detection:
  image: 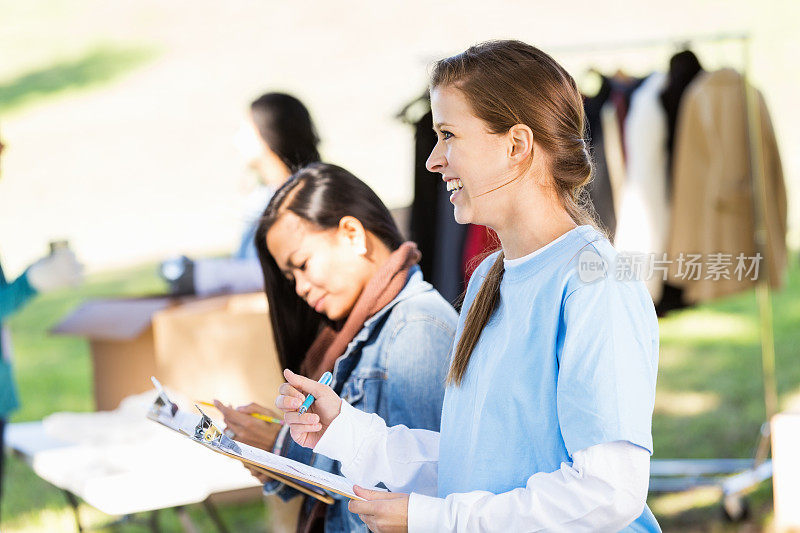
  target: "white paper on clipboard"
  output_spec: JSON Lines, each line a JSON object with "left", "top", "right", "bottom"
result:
{"left": 146, "top": 383, "right": 385, "bottom": 500}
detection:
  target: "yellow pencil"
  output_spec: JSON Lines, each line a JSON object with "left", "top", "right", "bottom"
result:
{"left": 197, "top": 400, "right": 284, "bottom": 425}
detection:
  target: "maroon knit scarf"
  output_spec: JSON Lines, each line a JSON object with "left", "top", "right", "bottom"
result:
{"left": 299, "top": 241, "right": 421, "bottom": 380}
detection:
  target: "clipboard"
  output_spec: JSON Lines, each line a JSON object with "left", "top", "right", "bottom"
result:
{"left": 245, "top": 463, "right": 335, "bottom": 504}
{"left": 147, "top": 378, "right": 379, "bottom": 503}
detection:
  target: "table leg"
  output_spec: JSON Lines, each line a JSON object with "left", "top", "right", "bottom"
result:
{"left": 202, "top": 499, "right": 230, "bottom": 533}
{"left": 149, "top": 509, "right": 160, "bottom": 533}
{"left": 62, "top": 490, "right": 84, "bottom": 532}
{"left": 174, "top": 506, "right": 200, "bottom": 533}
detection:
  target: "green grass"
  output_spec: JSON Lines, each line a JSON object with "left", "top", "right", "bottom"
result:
{"left": 2, "top": 255, "right": 798, "bottom": 531}
{"left": 0, "top": 44, "right": 159, "bottom": 116}
{"left": 656, "top": 270, "right": 800, "bottom": 431}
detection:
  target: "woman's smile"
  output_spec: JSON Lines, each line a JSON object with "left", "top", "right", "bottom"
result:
{"left": 444, "top": 177, "right": 464, "bottom": 202}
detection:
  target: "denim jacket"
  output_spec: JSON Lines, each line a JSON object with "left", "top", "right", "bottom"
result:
{"left": 264, "top": 266, "right": 457, "bottom": 533}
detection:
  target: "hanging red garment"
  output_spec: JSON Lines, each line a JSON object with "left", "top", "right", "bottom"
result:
{"left": 462, "top": 225, "right": 498, "bottom": 286}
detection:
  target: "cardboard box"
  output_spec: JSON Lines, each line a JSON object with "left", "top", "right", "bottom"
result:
{"left": 152, "top": 292, "right": 284, "bottom": 409}
{"left": 52, "top": 293, "right": 283, "bottom": 412}
{"left": 51, "top": 298, "right": 173, "bottom": 410}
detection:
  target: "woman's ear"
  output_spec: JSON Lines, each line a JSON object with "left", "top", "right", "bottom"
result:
{"left": 337, "top": 216, "right": 368, "bottom": 256}
{"left": 507, "top": 124, "right": 534, "bottom": 163}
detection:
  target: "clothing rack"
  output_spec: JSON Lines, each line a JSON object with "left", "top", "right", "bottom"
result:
{"left": 553, "top": 32, "right": 779, "bottom": 520}
{"left": 547, "top": 32, "right": 749, "bottom": 55}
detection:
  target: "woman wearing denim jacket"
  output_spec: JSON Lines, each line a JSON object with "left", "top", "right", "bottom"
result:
{"left": 215, "top": 162, "right": 457, "bottom": 533}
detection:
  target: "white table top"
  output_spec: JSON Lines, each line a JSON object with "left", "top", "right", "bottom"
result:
{"left": 4, "top": 393, "right": 261, "bottom": 516}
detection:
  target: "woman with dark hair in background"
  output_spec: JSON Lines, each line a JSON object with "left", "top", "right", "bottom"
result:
{"left": 248, "top": 93, "right": 321, "bottom": 176}
{"left": 165, "top": 92, "right": 321, "bottom": 296}
{"left": 215, "top": 162, "right": 456, "bottom": 532}
{"left": 234, "top": 92, "right": 321, "bottom": 260}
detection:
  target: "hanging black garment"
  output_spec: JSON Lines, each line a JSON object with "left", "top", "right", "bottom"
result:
{"left": 656, "top": 50, "right": 703, "bottom": 316}
{"left": 583, "top": 76, "right": 617, "bottom": 237}
{"left": 409, "top": 108, "right": 440, "bottom": 281}
{"left": 660, "top": 50, "right": 703, "bottom": 190}
{"left": 407, "top": 106, "right": 468, "bottom": 305}
{"left": 431, "top": 178, "right": 468, "bottom": 304}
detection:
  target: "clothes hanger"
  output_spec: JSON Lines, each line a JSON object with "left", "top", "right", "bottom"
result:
{"left": 578, "top": 67, "right": 605, "bottom": 98}
{"left": 395, "top": 92, "right": 430, "bottom": 124}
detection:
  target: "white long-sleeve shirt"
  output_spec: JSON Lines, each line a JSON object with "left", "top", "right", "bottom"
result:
{"left": 315, "top": 400, "right": 651, "bottom": 532}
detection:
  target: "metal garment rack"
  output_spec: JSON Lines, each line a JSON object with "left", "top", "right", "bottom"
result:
{"left": 551, "top": 32, "right": 778, "bottom": 520}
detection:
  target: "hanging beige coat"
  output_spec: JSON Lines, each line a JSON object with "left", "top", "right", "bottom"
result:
{"left": 667, "top": 68, "right": 787, "bottom": 303}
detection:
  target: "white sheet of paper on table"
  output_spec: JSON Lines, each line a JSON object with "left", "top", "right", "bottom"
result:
{"left": 149, "top": 405, "right": 383, "bottom": 500}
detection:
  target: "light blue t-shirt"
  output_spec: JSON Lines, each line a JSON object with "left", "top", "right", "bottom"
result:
{"left": 438, "top": 225, "right": 660, "bottom": 531}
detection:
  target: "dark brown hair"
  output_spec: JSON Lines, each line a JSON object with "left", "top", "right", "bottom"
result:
{"left": 254, "top": 163, "right": 404, "bottom": 372}
{"left": 433, "top": 40, "right": 598, "bottom": 385}
{"left": 250, "top": 92, "right": 321, "bottom": 171}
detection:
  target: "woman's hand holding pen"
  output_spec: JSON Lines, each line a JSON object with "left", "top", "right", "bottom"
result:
{"left": 278, "top": 371, "right": 410, "bottom": 531}
{"left": 349, "top": 486, "right": 409, "bottom": 533}
{"left": 214, "top": 400, "right": 281, "bottom": 451}
{"left": 275, "top": 369, "right": 342, "bottom": 449}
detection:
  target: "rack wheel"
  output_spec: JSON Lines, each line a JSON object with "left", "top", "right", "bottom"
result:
{"left": 722, "top": 494, "right": 750, "bottom": 522}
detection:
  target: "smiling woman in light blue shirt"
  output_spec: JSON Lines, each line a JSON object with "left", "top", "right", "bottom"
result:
{"left": 435, "top": 225, "right": 659, "bottom": 530}
{"left": 275, "top": 40, "right": 660, "bottom": 533}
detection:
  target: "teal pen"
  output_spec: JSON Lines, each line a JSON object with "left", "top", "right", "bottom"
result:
{"left": 298, "top": 371, "right": 333, "bottom": 415}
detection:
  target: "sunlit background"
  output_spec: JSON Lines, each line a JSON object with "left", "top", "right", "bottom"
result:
{"left": 1, "top": 1, "right": 799, "bottom": 531}
{"left": 1, "top": 0, "right": 797, "bottom": 274}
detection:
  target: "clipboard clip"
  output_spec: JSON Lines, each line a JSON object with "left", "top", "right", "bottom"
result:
{"left": 194, "top": 405, "right": 242, "bottom": 455}
{"left": 150, "top": 376, "right": 178, "bottom": 417}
